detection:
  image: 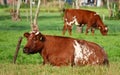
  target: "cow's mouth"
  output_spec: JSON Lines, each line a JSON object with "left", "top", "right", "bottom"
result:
{"left": 23, "top": 48, "right": 37, "bottom": 54}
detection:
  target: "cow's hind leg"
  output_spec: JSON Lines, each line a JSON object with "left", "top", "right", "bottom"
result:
{"left": 91, "top": 28, "right": 95, "bottom": 36}
{"left": 67, "top": 25, "right": 72, "bottom": 36}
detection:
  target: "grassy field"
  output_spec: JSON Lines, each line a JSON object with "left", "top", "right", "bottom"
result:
{"left": 0, "top": 8, "right": 120, "bottom": 75}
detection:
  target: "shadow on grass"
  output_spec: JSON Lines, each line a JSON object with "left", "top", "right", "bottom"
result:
{"left": 0, "top": 13, "right": 63, "bottom": 32}
{"left": 0, "top": 14, "right": 61, "bottom": 21}
{"left": 0, "top": 15, "right": 11, "bottom": 21}
{"left": 108, "top": 33, "right": 120, "bottom": 36}
{"left": 0, "top": 25, "right": 29, "bottom": 31}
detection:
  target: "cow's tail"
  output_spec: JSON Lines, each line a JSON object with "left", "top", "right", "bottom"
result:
{"left": 103, "top": 57, "right": 109, "bottom": 67}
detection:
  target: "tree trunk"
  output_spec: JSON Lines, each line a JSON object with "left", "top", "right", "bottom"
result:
{"left": 0, "top": 0, "right": 5, "bottom": 5}
{"left": 11, "top": 0, "right": 21, "bottom": 21}
{"left": 119, "top": 0, "right": 120, "bottom": 11}
{"left": 30, "top": 0, "right": 41, "bottom": 31}
{"left": 42, "top": 0, "right": 47, "bottom": 6}
{"left": 59, "top": 0, "right": 63, "bottom": 8}
{"left": 16, "top": 0, "right": 21, "bottom": 21}
{"left": 94, "top": 0, "right": 97, "bottom": 6}
{"left": 75, "top": 0, "right": 83, "bottom": 33}
{"left": 107, "top": 0, "right": 113, "bottom": 18}
{"left": 75, "top": 0, "right": 79, "bottom": 9}
{"left": 30, "top": 0, "right": 33, "bottom": 30}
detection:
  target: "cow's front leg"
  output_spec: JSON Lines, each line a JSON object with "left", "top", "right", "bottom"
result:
{"left": 42, "top": 57, "right": 49, "bottom": 65}
{"left": 40, "top": 53, "right": 49, "bottom": 65}
{"left": 85, "top": 25, "right": 91, "bottom": 35}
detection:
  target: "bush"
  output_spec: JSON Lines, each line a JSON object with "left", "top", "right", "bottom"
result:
{"left": 110, "top": 3, "right": 120, "bottom": 20}
{"left": 116, "top": 10, "right": 120, "bottom": 19}
{"left": 114, "top": 4, "right": 120, "bottom": 19}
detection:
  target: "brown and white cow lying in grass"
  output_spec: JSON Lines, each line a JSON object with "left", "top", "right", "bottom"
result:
{"left": 23, "top": 31, "right": 109, "bottom": 66}
{"left": 62, "top": 9, "right": 108, "bottom": 36}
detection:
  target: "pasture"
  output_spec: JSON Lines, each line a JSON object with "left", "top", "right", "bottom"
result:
{"left": 0, "top": 8, "right": 120, "bottom": 75}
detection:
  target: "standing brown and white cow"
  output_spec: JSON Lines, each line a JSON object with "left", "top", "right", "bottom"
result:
{"left": 23, "top": 31, "right": 109, "bottom": 66}
{"left": 62, "top": 9, "right": 108, "bottom": 36}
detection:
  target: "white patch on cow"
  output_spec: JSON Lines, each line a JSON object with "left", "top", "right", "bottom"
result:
{"left": 105, "top": 27, "right": 108, "bottom": 30}
{"left": 73, "top": 40, "right": 83, "bottom": 65}
{"left": 92, "top": 58, "right": 99, "bottom": 65}
{"left": 73, "top": 16, "right": 79, "bottom": 25}
{"left": 65, "top": 16, "right": 79, "bottom": 26}
{"left": 35, "top": 32, "right": 39, "bottom": 35}
{"left": 66, "top": 19, "right": 74, "bottom": 26}
{"left": 73, "top": 40, "right": 93, "bottom": 65}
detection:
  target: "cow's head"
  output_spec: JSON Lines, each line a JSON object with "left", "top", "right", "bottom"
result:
{"left": 23, "top": 31, "right": 45, "bottom": 54}
{"left": 99, "top": 25, "right": 108, "bottom": 36}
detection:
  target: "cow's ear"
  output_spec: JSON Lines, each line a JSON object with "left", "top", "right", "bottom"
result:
{"left": 39, "top": 35, "right": 45, "bottom": 42}
{"left": 36, "top": 33, "right": 45, "bottom": 42}
{"left": 24, "top": 32, "right": 30, "bottom": 38}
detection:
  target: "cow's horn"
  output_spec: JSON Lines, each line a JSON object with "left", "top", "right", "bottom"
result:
{"left": 35, "top": 31, "right": 40, "bottom": 35}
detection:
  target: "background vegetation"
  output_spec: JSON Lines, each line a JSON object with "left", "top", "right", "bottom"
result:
{"left": 0, "top": 6, "right": 120, "bottom": 75}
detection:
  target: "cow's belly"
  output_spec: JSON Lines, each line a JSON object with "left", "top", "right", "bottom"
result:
{"left": 48, "top": 54, "right": 74, "bottom": 66}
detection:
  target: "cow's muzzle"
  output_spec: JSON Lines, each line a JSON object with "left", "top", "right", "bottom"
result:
{"left": 23, "top": 47, "right": 36, "bottom": 54}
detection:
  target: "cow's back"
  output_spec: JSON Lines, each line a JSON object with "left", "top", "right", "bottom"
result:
{"left": 41, "top": 35, "right": 109, "bottom": 66}
{"left": 64, "top": 9, "right": 96, "bottom": 24}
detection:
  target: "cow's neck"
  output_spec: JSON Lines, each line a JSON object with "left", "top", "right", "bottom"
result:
{"left": 97, "top": 19, "right": 105, "bottom": 29}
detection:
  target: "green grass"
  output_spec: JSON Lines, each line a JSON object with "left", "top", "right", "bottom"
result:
{"left": 0, "top": 62, "right": 120, "bottom": 75}
{"left": 0, "top": 8, "right": 120, "bottom": 75}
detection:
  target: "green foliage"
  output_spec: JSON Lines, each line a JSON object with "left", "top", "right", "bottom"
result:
{"left": 64, "top": 3, "right": 73, "bottom": 9}
{"left": 108, "top": 3, "right": 120, "bottom": 20}
{"left": 114, "top": 4, "right": 120, "bottom": 19}
{"left": 20, "top": 3, "right": 30, "bottom": 8}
